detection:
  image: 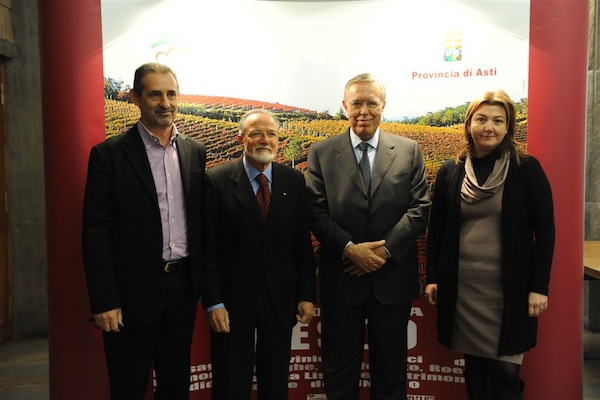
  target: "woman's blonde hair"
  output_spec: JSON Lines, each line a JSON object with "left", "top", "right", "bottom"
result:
{"left": 456, "top": 89, "right": 526, "bottom": 163}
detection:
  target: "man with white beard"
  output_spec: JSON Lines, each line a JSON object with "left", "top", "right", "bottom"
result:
{"left": 201, "top": 109, "right": 317, "bottom": 400}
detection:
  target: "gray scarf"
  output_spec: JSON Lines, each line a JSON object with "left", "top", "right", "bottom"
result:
{"left": 460, "top": 151, "right": 510, "bottom": 203}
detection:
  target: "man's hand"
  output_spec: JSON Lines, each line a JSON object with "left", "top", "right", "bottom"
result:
{"left": 296, "top": 301, "right": 316, "bottom": 324}
{"left": 344, "top": 240, "right": 388, "bottom": 276}
{"left": 94, "top": 308, "right": 123, "bottom": 332}
{"left": 425, "top": 284, "right": 438, "bottom": 306}
{"left": 208, "top": 307, "right": 231, "bottom": 333}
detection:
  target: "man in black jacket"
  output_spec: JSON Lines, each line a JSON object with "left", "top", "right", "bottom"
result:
{"left": 82, "top": 62, "right": 206, "bottom": 399}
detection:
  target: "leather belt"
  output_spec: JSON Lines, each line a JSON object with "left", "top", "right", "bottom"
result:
{"left": 162, "top": 258, "right": 189, "bottom": 273}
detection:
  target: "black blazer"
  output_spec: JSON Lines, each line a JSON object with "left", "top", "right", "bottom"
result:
{"left": 202, "top": 159, "right": 316, "bottom": 329}
{"left": 82, "top": 124, "right": 206, "bottom": 317}
{"left": 426, "top": 154, "right": 555, "bottom": 355}
{"left": 306, "top": 130, "right": 431, "bottom": 306}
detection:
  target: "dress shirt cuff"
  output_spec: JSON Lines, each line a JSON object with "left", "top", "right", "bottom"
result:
{"left": 383, "top": 245, "right": 392, "bottom": 259}
{"left": 207, "top": 303, "right": 224, "bottom": 312}
{"left": 342, "top": 241, "right": 354, "bottom": 261}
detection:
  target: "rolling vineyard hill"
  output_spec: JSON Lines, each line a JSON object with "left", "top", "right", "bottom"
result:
{"left": 104, "top": 97, "right": 503, "bottom": 179}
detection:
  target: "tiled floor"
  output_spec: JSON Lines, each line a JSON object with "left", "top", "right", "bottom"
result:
{"left": 0, "top": 332, "right": 598, "bottom": 399}
{"left": 584, "top": 330, "right": 600, "bottom": 400}
{"left": 0, "top": 337, "right": 48, "bottom": 400}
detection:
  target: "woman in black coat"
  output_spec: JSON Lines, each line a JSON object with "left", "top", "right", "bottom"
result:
{"left": 425, "top": 90, "right": 555, "bottom": 400}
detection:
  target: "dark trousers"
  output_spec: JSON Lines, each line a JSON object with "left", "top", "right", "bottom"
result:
{"left": 464, "top": 355, "right": 523, "bottom": 400}
{"left": 321, "top": 294, "right": 412, "bottom": 400}
{"left": 103, "top": 269, "right": 196, "bottom": 400}
{"left": 210, "top": 288, "right": 292, "bottom": 400}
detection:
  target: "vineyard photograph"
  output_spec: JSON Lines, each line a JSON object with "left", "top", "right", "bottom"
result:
{"left": 104, "top": 87, "right": 525, "bottom": 288}
{"left": 104, "top": 80, "right": 528, "bottom": 183}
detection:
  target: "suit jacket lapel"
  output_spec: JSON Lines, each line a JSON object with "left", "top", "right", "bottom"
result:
{"left": 122, "top": 126, "right": 158, "bottom": 203}
{"left": 371, "top": 131, "right": 396, "bottom": 196}
{"left": 268, "top": 163, "right": 290, "bottom": 223}
{"left": 231, "top": 159, "right": 264, "bottom": 225}
{"left": 335, "top": 131, "right": 367, "bottom": 196}
{"left": 176, "top": 134, "right": 192, "bottom": 198}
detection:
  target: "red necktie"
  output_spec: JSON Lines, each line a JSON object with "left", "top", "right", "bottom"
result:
{"left": 256, "top": 173, "right": 271, "bottom": 219}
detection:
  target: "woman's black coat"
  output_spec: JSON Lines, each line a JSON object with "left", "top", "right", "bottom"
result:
{"left": 426, "top": 154, "right": 555, "bottom": 356}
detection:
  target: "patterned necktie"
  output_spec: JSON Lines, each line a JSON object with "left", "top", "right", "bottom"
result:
{"left": 256, "top": 173, "right": 271, "bottom": 219}
{"left": 358, "top": 142, "right": 371, "bottom": 194}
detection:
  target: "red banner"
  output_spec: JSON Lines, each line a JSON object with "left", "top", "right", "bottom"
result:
{"left": 183, "top": 298, "right": 466, "bottom": 399}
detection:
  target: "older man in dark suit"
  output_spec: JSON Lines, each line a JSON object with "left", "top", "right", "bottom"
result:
{"left": 82, "top": 62, "right": 206, "bottom": 399}
{"left": 202, "top": 109, "right": 316, "bottom": 400}
{"left": 306, "top": 73, "right": 430, "bottom": 400}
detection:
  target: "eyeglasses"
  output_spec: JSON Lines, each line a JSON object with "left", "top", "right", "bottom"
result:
{"left": 246, "top": 131, "right": 278, "bottom": 140}
{"left": 347, "top": 100, "right": 382, "bottom": 110}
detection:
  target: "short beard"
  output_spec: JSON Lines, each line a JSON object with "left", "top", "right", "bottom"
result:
{"left": 247, "top": 149, "right": 275, "bottom": 165}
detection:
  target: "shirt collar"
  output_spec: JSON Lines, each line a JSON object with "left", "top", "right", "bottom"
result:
{"left": 137, "top": 121, "right": 179, "bottom": 147}
{"left": 349, "top": 128, "right": 380, "bottom": 149}
{"left": 242, "top": 156, "right": 273, "bottom": 183}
